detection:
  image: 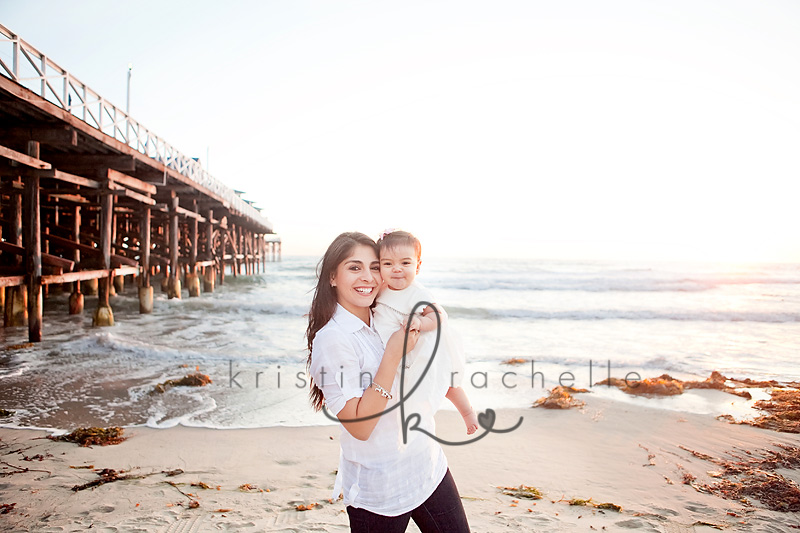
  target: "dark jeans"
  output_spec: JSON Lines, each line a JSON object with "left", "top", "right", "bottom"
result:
{"left": 346, "top": 469, "right": 470, "bottom": 533}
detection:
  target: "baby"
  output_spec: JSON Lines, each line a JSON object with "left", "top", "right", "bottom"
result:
{"left": 372, "top": 230, "right": 479, "bottom": 434}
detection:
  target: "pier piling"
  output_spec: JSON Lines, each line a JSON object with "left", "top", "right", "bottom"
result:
{"left": 24, "top": 141, "right": 43, "bottom": 341}
{"left": 92, "top": 188, "right": 115, "bottom": 327}
{"left": 0, "top": 23, "right": 280, "bottom": 341}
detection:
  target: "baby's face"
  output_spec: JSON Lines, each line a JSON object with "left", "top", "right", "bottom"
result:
{"left": 379, "top": 245, "right": 420, "bottom": 291}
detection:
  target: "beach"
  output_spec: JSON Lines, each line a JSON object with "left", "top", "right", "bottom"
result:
{"left": 2, "top": 394, "right": 799, "bottom": 532}
{"left": 1, "top": 257, "right": 798, "bottom": 531}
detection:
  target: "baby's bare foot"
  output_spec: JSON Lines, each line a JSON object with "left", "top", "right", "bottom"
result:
{"left": 464, "top": 410, "right": 479, "bottom": 435}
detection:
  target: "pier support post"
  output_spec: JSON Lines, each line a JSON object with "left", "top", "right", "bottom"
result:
{"left": 139, "top": 203, "right": 153, "bottom": 313}
{"left": 114, "top": 274, "right": 124, "bottom": 294}
{"left": 0, "top": 252, "right": 3, "bottom": 313}
{"left": 258, "top": 235, "right": 264, "bottom": 273}
{"left": 82, "top": 278, "right": 98, "bottom": 296}
{"left": 203, "top": 208, "right": 215, "bottom": 293}
{"left": 230, "top": 224, "right": 238, "bottom": 278}
{"left": 93, "top": 186, "right": 114, "bottom": 327}
{"left": 248, "top": 231, "right": 253, "bottom": 276}
{"left": 203, "top": 265, "right": 215, "bottom": 293}
{"left": 249, "top": 231, "right": 255, "bottom": 275}
{"left": 0, "top": 211, "right": 3, "bottom": 312}
{"left": 68, "top": 205, "right": 83, "bottom": 314}
{"left": 24, "top": 141, "right": 43, "bottom": 342}
{"left": 139, "top": 285, "right": 154, "bottom": 313}
{"left": 185, "top": 274, "right": 200, "bottom": 297}
{"left": 4, "top": 177, "right": 26, "bottom": 327}
{"left": 0, "top": 211, "right": 3, "bottom": 311}
{"left": 219, "top": 230, "right": 227, "bottom": 286}
{"left": 167, "top": 192, "right": 181, "bottom": 299}
{"left": 108, "top": 206, "right": 117, "bottom": 297}
{"left": 186, "top": 198, "right": 200, "bottom": 297}
{"left": 5, "top": 287, "right": 26, "bottom": 327}
{"left": 69, "top": 289, "right": 84, "bottom": 315}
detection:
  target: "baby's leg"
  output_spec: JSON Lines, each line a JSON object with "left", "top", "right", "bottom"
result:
{"left": 446, "top": 386, "right": 479, "bottom": 435}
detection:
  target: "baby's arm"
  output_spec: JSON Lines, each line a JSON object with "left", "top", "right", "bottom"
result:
{"left": 446, "top": 386, "right": 479, "bottom": 435}
{"left": 417, "top": 303, "right": 447, "bottom": 332}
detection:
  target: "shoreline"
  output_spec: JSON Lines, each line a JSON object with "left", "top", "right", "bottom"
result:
{"left": 2, "top": 398, "right": 799, "bottom": 531}
{"left": 0, "top": 359, "right": 785, "bottom": 434}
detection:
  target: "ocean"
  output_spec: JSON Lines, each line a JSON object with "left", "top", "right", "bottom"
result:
{"left": 0, "top": 257, "right": 798, "bottom": 432}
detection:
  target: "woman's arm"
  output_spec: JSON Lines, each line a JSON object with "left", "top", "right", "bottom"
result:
{"left": 337, "top": 326, "right": 419, "bottom": 441}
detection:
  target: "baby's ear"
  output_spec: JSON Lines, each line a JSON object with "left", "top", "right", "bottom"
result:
{"left": 416, "top": 259, "right": 422, "bottom": 274}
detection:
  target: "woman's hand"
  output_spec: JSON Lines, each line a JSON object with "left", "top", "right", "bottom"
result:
{"left": 384, "top": 319, "right": 420, "bottom": 365}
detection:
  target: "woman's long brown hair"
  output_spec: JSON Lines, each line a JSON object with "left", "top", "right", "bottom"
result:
{"left": 306, "top": 232, "right": 379, "bottom": 411}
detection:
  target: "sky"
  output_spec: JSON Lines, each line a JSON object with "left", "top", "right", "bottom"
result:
{"left": 2, "top": 0, "right": 799, "bottom": 262}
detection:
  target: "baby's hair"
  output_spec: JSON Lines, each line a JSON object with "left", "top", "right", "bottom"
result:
{"left": 377, "top": 230, "right": 422, "bottom": 260}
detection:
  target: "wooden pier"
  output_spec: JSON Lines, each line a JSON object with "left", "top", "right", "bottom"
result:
{"left": 0, "top": 24, "right": 281, "bottom": 342}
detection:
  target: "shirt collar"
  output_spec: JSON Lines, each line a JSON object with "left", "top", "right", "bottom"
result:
{"left": 332, "top": 303, "right": 373, "bottom": 333}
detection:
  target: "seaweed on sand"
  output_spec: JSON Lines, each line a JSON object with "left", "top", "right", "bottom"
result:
{"left": 678, "top": 443, "right": 800, "bottom": 512}
{"left": 683, "top": 371, "right": 751, "bottom": 399}
{"left": 152, "top": 373, "right": 212, "bottom": 394}
{"left": 296, "top": 503, "right": 319, "bottom": 511}
{"left": 745, "top": 389, "right": 800, "bottom": 434}
{"left": 596, "top": 374, "right": 684, "bottom": 396}
{"left": 48, "top": 427, "right": 125, "bottom": 447}
{"left": 564, "top": 497, "right": 622, "bottom": 512}
{"left": 597, "top": 371, "right": 756, "bottom": 398}
{"left": 72, "top": 468, "right": 142, "bottom": 491}
{"left": 499, "top": 485, "right": 543, "bottom": 499}
{"left": 533, "top": 386, "right": 588, "bottom": 409}
{"left": 239, "top": 483, "right": 269, "bottom": 492}
{"left": 72, "top": 467, "right": 187, "bottom": 492}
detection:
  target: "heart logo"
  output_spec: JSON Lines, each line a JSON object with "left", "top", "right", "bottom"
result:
{"left": 477, "top": 408, "right": 496, "bottom": 430}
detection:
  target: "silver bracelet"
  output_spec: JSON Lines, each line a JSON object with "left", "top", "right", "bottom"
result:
{"left": 371, "top": 381, "right": 392, "bottom": 400}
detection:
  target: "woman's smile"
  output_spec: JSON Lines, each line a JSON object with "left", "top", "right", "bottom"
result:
{"left": 331, "top": 244, "right": 382, "bottom": 322}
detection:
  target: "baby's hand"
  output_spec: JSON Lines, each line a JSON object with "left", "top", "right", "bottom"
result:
{"left": 422, "top": 303, "right": 447, "bottom": 320}
{"left": 463, "top": 409, "right": 479, "bottom": 435}
{"left": 408, "top": 316, "right": 421, "bottom": 333}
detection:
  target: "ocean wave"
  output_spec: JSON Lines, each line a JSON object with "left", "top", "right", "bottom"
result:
{"left": 0, "top": 362, "right": 30, "bottom": 380}
{"left": 178, "top": 296, "right": 308, "bottom": 318}
{"left": 447, "top": 306, "right": 800, "bottom": 323}
{"left": 209, "top": 300, "right": 308, "bottom": 317}
{"left": 425, "top": 274, "right": 800, "bottom": 293}
{"left": 56, "top": 331, "right": 205, "bottom": 362}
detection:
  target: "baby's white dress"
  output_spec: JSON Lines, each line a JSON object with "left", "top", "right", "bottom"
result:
{"left": 373, "top": 281, "right": 465, "bottom": 414}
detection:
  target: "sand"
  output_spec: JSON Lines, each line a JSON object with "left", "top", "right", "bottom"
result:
{"left": 2, "top": 394, "right": 800, "bottom": 532}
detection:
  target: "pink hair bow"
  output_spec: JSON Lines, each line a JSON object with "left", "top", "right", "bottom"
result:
{"left": 378, "top": 228, "right": 396, "bottom": 241}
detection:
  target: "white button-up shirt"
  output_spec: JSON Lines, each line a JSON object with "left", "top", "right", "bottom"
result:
{"left": 309, "top": 304, "right": 448, "bottom": 516}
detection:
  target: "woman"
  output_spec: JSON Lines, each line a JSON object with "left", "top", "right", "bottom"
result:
{"left": 306, "top": 232, "right": 470, "bottom": 532}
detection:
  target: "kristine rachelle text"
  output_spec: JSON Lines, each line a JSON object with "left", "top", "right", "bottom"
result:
{"left": 228, "top": 359, "right": 641, "bottom": 391}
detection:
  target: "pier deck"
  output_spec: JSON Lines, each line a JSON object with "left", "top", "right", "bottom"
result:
{"left": 0, "top": 24, "right": 280, "bottom": 341}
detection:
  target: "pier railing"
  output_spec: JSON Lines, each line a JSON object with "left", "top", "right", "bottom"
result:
{"left": 0, "top": 24, "right": 272, "bottom": 231}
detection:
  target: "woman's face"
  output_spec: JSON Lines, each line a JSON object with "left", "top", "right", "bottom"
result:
{"left": 331, "top": 244, "right": 381, "bottom": 318}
